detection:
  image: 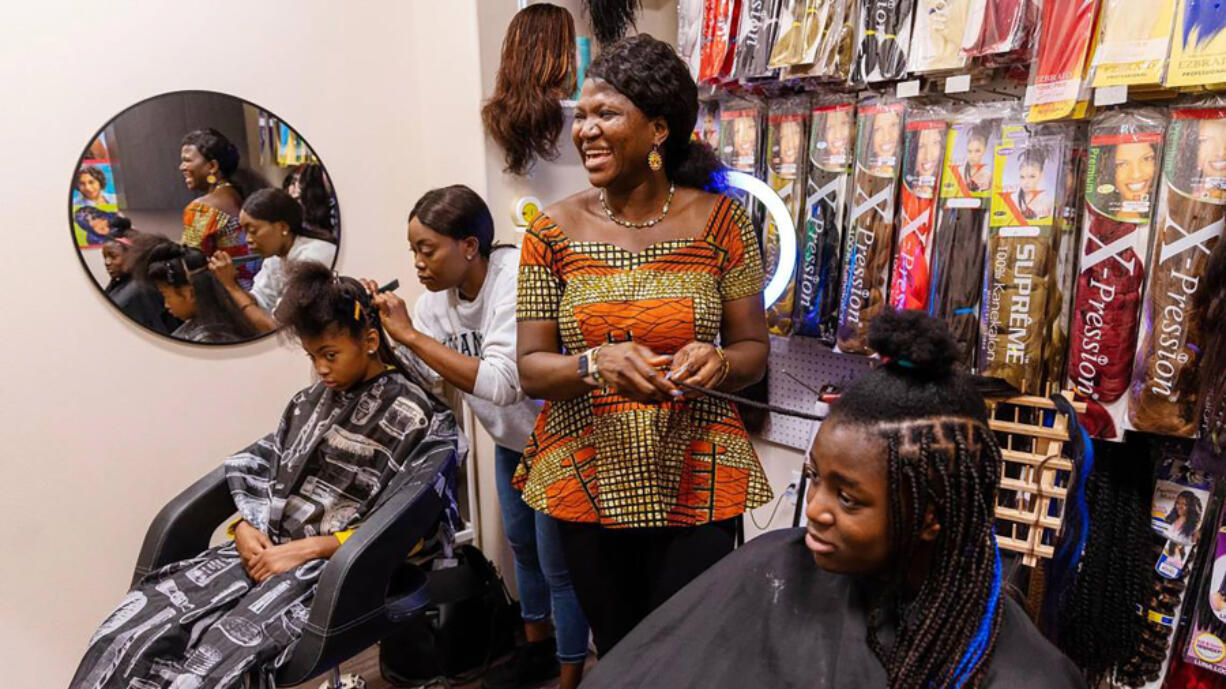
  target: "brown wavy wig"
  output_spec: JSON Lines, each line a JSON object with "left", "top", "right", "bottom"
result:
{"left": 482, "top": 4, "right": 577, "bottom": 176}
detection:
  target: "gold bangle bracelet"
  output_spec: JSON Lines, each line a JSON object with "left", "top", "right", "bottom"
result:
{"left": 714, "top": 346, "right": 731, "bottom": 387}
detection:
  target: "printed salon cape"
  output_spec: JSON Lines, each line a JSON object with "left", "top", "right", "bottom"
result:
{"left": 581, "top": 529, "right": 1087, "bottom": 689}
{"left": 70, "top": 371, "right": 463, "bottom": 689}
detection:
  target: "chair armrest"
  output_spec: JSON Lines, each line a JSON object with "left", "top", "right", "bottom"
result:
{"left": 131, "top": 466, "right": 233, "bottom": 587}
{"left": 276, "top": 451, "right": 456, "bottom": 684}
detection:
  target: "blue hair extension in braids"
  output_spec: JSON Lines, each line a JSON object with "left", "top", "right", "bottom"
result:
{"left": 1039, "top": 396, "right": 1094, "bottom": 638}
{"left": 950, "top": 532, "right": 1003, "bottom": 689}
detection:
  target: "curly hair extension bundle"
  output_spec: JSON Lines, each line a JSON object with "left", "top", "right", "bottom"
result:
{"left": 1054, "top": 435, "right": 1155, "bottom": 684}
{"left": 1128, "top": 104, "right": 1226, "bottom": 437}
{"left": 836, "top": 95, "right": 905, "bottom": 354}
{"left": 481, "top": 4, "right": 577, "bottom": 176}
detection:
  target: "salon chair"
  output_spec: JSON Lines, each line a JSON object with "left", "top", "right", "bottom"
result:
{"left": 131, "top": 451, "right": 458, "bottom": 687}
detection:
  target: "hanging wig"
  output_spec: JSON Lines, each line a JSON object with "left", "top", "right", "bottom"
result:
{"left": 583, "top": 0, "right": 642, "bottom": 45}
{"left": 482, "top": 3, "right": 577, "bottom": 176}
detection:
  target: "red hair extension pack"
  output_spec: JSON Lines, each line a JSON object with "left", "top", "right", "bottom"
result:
{"left": 889, "top": 103, "right": 952, "bottom": 313}
{"left": 1066, "top": 108, "right": 1166, "bottom": 439}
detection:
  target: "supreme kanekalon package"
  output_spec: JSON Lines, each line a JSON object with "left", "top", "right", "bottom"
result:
{"left": 889, "top": 103, "right": 950, "bottom": 312}
{"left": 836, "top": 94, "right": 905, "bottom": 354}
{"left": 1067, "top": 109, "right": 1166, "bottom": 440}
{"left": 906, "top": 0, "right": 972, "bottom": 74}
{"left": 1129, "top": 103, "right": 1226, "bottom": 438}
{"left": 852, "top": 0, "right": 917, "bottom": 83}
{"left": 978, "top": 120, "right": 1068, "bottom": 395}
{"left": 1025, "top": 0, "right": 1097, "bottom": 123}
{"left": 961, "top": 0, "right": 1041, "bottom": 65}
{"left": 928, "top": 103, "right": 1012, "bottom": 370}
{"left": 1166, "top": 0, "right": 1226, "bottom": 88}
{"left": 795, "top": 97, "right": 856, "bottom": 343}
{"left": 1091, "top": 0, "right": 1177, "bottom": 88}
{"left": 764, "top": 97, "right": 812, "bottom": 336}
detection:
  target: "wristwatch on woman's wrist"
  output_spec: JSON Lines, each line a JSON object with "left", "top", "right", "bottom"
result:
{"left": 578, "top": 346, "right": 604, "bottom": 387}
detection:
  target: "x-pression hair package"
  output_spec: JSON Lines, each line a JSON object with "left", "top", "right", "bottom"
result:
{"left": 765, "top": 96, "right": 812, "bottom": 335}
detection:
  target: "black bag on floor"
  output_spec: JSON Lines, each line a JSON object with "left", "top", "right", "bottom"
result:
{"left": 380, "top": 544, "right": 519, "bottom": 685}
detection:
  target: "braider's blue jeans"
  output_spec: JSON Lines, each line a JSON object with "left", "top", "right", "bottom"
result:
{"left": 494, "top": 445, "right": 590, "bottom": 663}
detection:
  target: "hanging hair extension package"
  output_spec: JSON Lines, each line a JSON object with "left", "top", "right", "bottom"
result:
{"left": 786, "top": 0, "right": 857, "bottom": 82}
{"left": 767, "top": 0, "right": 808, "bottom": 68}
{"left": 1128, "top": 103, "right": 1226, "bottom": 438}
{"left": 852, "top": 0, "right": 916, "bottom": 83}
{"left": 764, "top": 96, "right": 812, "bottom": 336}
{"left": 888, "top": 102, "right": 951, "bottom": 313}
{"left": 906, "top": 0, "right": 972, "bottom": 74}
{"left": 1091, "top": 0, "right": 1177, "bottom": 88}
{"left": 695, "top": 99, "right": 723, "bottom": 152}
{"left": 1024, "top": 0, "right": 1098, "bottom": 124}
{"left": 835, "top": 94, "right": 905, "bottom": 354}
{"left": 1165, "top": 0, "right": 1226, "bottom": 88}
{"left": 1067, "top": 109, "right": 1167, "bottom": 441}
{"left": 1043, "top": 130, "right": 1084, "bottom": 397}
{"left": 718, "top": 96, "right": 767, "bottom": 233}
{"left": 678, "top": 0, "right": 706, "bottom": 80}
{"left": 734, "top": 0, "right": 784, "bottom": 81}
{"left": 699, "top": 0, "right": 742, "bottom": 84}
{"left": 978, "top": 120, "right": 1068, "bottom": 395}
{"left": 928, "top": 103, "right": 1012, "bottom": 371}
{"left": 961, "top": 0, "right": 1041, "bottom": 65}
{"left": 1183, "top": 489, "right": 1226, "bottom": 676}
{"left": 794, "top": 96, "right": 856, "bottom": 343}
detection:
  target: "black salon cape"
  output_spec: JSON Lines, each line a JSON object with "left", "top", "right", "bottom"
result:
{"left": 582, "top": 529, "right": 1086, "bottom": 689}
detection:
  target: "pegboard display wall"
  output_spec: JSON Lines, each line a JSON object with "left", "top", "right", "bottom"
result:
{"left": 762, "top": 335, "right": 871, "bottom": 449}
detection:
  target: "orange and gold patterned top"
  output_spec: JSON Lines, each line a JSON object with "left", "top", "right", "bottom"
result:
{"left": 182, "top": 200, "right": 258, "bottom": 287}
{"left": 514, "top": 195, "right": 772, "bottom": 528}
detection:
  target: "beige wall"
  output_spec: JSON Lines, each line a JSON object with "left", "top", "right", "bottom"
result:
{"left": 0, "top": 1, "right": 486, "bottom": 685}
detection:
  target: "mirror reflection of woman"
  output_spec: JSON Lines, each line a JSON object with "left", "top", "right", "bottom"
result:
{"left": 367, "top": 185, "right": 590, "bottom": 689}
{"left": 137, "top": 238, "right": 258, "bottom": 344}
{"left": 209, "top": 188, "right": 338, "bottom": 334}
{"left": 178, "top": 128, "right": 261, "bottom": 289}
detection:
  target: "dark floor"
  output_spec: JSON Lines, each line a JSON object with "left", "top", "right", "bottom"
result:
{"left": 286, "top": 646, "right": 595, "bottom": 689}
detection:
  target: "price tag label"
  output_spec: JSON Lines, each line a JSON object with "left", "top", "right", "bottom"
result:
{"left": 897, "top": 80, "right": 921, "bottom": 98}
{"left": 1094, "top": 85, "right": 1128, "bottom": 106}
{"left": 945, "top": 74, "right": 972, "bottom": 94}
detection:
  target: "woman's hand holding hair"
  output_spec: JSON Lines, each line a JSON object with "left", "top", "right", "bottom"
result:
{"left": 361, "top": 278, "right": 417, "bottom": 346}
{"left": 207, "top": 251, "right": 239, "bottom": 289}
{"left": 668, "top": 342, "right": 728, "bottom": 397}
{"left": 596, "top": 341, "right": 680, "bottom": 403}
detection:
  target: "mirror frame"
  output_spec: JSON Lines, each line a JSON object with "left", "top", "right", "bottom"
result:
{"left": 68, "top": 88, "right": 342, "bottom": 346}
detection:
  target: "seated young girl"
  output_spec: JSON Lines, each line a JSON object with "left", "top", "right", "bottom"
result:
{"left": 580, "top": 310, "right": 1086, "bottom": 689}
{"left": 70, "top": 262, "right": 463, "bottom": 689}
{"left": 136, "top": 238, "right": 257, "bottom": 344}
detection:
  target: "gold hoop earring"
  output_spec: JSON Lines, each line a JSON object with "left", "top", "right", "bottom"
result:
{"left": 206, "top": 173, "right": 218, "bottom": 186}
{"left": 648, "top": 144, "right": 664, "bottom": 172}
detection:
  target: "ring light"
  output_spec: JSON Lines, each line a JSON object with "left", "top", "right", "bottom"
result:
{"left": 723, "top": 170, "right": 796, "bottom": 309}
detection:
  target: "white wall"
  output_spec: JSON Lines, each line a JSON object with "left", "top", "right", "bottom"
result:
{"left": 0, "top": 2, "right": 486, "bottom": 685}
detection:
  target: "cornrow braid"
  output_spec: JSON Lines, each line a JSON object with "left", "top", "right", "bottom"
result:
{"left": 864, "top": 419, "right": 1005, "bottom": 689}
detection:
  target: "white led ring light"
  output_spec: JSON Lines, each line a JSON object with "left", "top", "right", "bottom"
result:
{"left": 722, "top": 170, "right": 796, "bottom": 309}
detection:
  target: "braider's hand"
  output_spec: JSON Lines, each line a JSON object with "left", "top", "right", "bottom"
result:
{"left": 669, "top": 342, "right": 726, "bottom": 398}
{"left": 360, "top": 278, "right": 416, "bottom": 346}
{"left": 596, "top": 342, "right": 680, "bottom": 403}
{"left": 208, "top": 251, "right": 239, "bottom": 289}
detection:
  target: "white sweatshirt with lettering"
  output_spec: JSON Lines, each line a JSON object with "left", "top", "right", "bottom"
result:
{"left": 400, "top": 247, "right": 540, "bottom": 451}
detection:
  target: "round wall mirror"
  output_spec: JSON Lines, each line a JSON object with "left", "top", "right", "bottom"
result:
{"left": 70, "top": 90, "right": 340, "bottom": 345}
